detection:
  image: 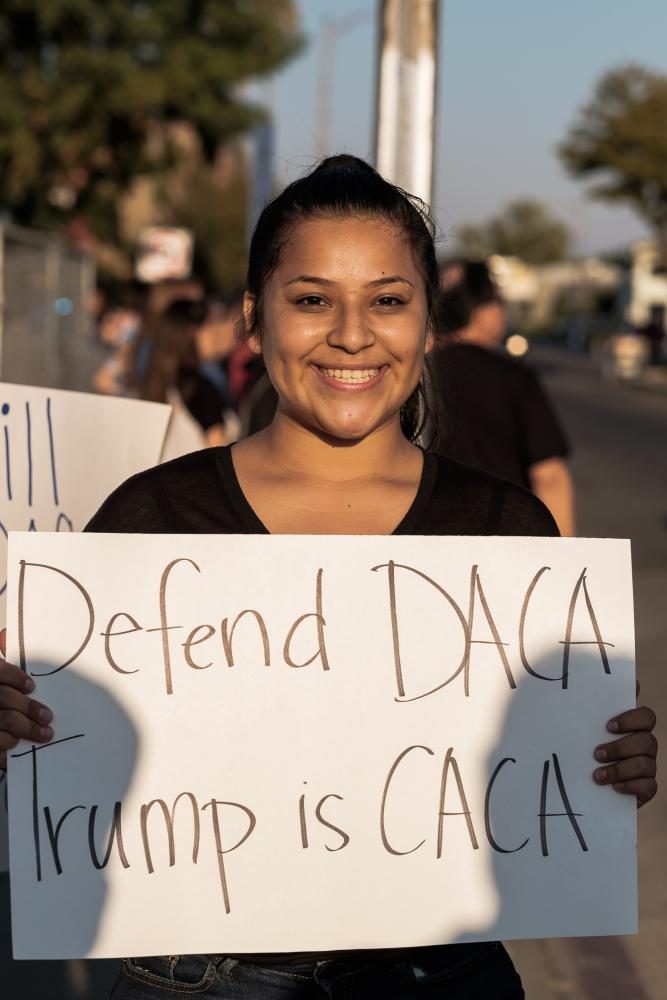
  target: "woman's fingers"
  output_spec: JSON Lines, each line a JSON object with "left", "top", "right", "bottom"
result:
{"left": 0, "top": 701, "right": 54, "bottom": 773}
{"left": 595, "top": 730, "right": 658, "bottom": 765}
{"left": 0, "top": 683, "right": 53, "bottom": 730}
{"left": 0, "top": 655, "right": 55, "bottom": 773}
{"left": 606, "top": 705, "right": 656, "bottom": 735}
{"left": 603, "top": 778, "right": 657, "bottom": 807}
{"left": 0, "top": 705, "right": 53, "bottom": 749}
{"left": 595, "top": 714, "right": 658, "bottom": 808}
{"left": 0, "top": 660, "right": 36, "bottom": 695}
{"left": 594, "top": 751, "right": 656, "bottom": 785}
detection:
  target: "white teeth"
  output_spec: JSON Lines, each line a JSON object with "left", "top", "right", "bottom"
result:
{"left": 320, "top": 367, "right": 380, "bottom": 382}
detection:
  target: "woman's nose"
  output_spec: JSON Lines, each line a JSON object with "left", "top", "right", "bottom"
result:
{"left": 326, "top": 306, "right": 375, "bottom": 353}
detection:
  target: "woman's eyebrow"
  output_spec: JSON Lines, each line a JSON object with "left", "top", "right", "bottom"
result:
{"left": 285, "top": 275, "right": 336, "bottom": 286}
{"left": 367, "top": 275, "right": 414, "bottom": 288}
{"left": 285, "top": 274, "right": 415, "bottom": 288}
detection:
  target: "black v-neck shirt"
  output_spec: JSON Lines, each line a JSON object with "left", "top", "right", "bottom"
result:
{"left": 85, "top": 446, "right": 557, "bottom": 966}
{"left": 87, "top": 445, "right": 558, "bottom": 538}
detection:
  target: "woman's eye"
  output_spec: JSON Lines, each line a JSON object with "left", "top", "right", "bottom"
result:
{"left": 376, "top": 295, "right": 403, "bottom": 307}
{"left": 297, "top": 295, "right": 328, "bottom": 307}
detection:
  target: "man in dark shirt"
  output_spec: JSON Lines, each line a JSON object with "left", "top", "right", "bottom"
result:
{"left": 431, "top": 261, "right": 575, "bottom": 535}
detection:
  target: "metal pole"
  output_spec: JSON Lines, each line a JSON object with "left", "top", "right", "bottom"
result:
{"left": 315, "top": 9, "right": 374, "bottom": 156}
{"left": 375, "top": 0, "right": 440, "bottom": 205}
{"left": 316, "top": 20, "right": 336, "bottom": 154}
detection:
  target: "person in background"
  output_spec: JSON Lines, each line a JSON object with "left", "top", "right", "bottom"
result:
{"left": 92, "top": 305, "right": 142, "bottom": 396}
{"left": 194, "top": 295, "right": 244, "bottom": 443}
{"left": 431, "top": 260, "right": 576, "bottom": 535}
{"left": 129, "top": 299, "right": 233, "bottom": 455}
{"left": 93, "top": 278, "right": 205, "bottom": 399}
{"left": 195, "top": 295, "right": 242, "bottom": 386}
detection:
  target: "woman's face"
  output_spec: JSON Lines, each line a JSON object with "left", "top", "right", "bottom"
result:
{"left": 246, "top": 215, "right": 431, "bottom": 442}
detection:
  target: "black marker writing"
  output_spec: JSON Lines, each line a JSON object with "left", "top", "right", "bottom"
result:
{"left": 380, "top": 744, "right": 434, "bottom": 855}
{"left": 484, "top": 758, "right": 529, "bottom": 854}
{"left": 140, "top": 792, "right": 201, "bottom": 873}
{"left": 539, "top": 753, "right": 588, "bottom": 856}
{"left": 380, "top": 744, "right": 588, "bottom": 860}
{"left": 437, "top": 747, "right": 479, "bottom": 856}
{"left": 89, "top": 802, "right": 130, "bottom": 870}
{"left": 202, "top": 799, "right": 257, "bottom": 915}
{"left": 560, "top": 569, "right": 613, "bottom": 689}
{"left": 10, "top": 733, "right": 86, "bottom": 881}
{"left": 299, "top": 785, "right": 350, "bottom": 852}
{"left": 18, "top": 560, "right": 94, "bottom": 677}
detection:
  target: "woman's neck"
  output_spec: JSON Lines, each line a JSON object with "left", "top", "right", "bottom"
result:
{"left": 247, "top": 411, "right": 419, "bottom": 485}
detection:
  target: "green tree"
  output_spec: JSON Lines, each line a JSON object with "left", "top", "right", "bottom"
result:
{"left": 158, "top": 148, "right": 250, "bottom": 295}
{"left": 0, "top": 1, "right": 301, "bottom": 271}
{"left": 559, "top": 64, "right": 667, "bottom": 261}
{"left": 456, "top": 199, "right": 571, "bottom": 264}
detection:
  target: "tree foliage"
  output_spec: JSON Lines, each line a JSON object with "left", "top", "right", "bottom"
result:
{"left": 456, "top": 199, "right": 571, "bottom": 264}
{"left": 159, "top": 150, "right": 250, "bottom": 296}
{"left": 0, "top": 1, "right": 301, "bottom": 261}
{"left": 559, "top": 64, "right": 667, "bottom": 256}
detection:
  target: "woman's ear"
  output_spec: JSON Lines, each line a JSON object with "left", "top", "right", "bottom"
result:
{"left": 243, "top": 293, "right": 262, "bottom": 355}
{"left": 425, "top": 325, "right": 435, "bottom": 355}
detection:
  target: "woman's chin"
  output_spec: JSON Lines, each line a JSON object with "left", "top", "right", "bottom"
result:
{"left": 280, "top": 402, "right": 397, "bottom": 444}
{"left": 315, "top": 413, "right": 391, "bottom": 444}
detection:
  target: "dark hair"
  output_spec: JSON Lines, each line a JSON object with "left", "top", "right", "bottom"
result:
{"left": 437, "top": 259, "right": 501, "bottom": 337}
{"left": 245, "top": 154, "right": 440, "bottom": 442}
{"left": 132, "top": 298, "right": 206, "bottom": 404}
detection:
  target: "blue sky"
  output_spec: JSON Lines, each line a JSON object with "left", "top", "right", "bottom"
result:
{"left": 266, "top": 0, "right": 667, "bottom": 255}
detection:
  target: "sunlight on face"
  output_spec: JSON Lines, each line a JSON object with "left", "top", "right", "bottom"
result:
{"left": 250, "top": 215, "right": 431, "bottom": 442}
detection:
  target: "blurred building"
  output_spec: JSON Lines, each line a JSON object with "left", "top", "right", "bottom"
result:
{"left": 624, "top": 240, "right": 667, "bottom": 334}
{"left": 489, "top": 254, "right": 621, "bottom": 330}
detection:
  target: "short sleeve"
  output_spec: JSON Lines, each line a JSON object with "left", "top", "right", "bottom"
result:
{"left": 85, "top": 471, "right": 168, "bottom": 533}
{"left": 517, "top": 368, "right": 570, "bottom": 468}
{"left": 494, "top": 487, "right": 560, "bottom": 537}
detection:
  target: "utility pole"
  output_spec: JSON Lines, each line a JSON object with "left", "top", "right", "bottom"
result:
{"left": 375, "top": 0, "right": 440, "bottom": 205}
{"left": 316, "top": 9, "right": 373, "bottom": 155}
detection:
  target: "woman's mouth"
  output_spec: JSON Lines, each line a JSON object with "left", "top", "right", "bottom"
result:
{"left": 313, "top": 365, "right": 385, "bottom": 387}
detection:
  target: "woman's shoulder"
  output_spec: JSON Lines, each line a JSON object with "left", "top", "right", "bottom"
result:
{"left": 85, "top": 447, "right": 224, "bottom": 533}
{"left": 422, "top": 451, "right": 559, "bottom": 537}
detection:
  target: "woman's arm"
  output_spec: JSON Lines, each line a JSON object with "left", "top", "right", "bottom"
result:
{"left": 528, "top": 457, "right": 576, "bottom": 537}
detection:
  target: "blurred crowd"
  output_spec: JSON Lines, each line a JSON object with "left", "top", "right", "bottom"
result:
{"left": 94, "top": 279, "right": 248, "bottom": 458}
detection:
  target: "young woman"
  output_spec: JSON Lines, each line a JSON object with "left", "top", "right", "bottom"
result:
{"left": 0, "top": 156, "right": 657, "bottom": 999}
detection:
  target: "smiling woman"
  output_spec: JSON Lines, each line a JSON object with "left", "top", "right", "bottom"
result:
{"left": 243, "top": 215, "right": 429, "bottom": 450}
{"left": 231, "top": 157, "right": 441, "bottom": 535}
{"left": 0, "top": 155, "right": 658, "bottom": 999}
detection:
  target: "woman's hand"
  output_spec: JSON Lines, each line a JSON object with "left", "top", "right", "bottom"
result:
{"left": 0, "top": 628, "right": 54, "bottom": 772}
{"left": 594, "top": 683, "right": 657, "bottom": 807}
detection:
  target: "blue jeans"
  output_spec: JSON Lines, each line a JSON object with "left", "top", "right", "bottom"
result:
{"left": 110, "top": 943, "right": 524, "bottom": 999}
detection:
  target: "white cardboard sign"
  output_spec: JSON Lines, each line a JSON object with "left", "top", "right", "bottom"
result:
{"left": 0, "top": 384, "right": 171, "bottom": 871}
{"left": 6, "top": 533, "right": 636, "bottom": 959}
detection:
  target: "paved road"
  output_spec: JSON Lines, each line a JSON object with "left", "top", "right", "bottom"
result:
{"left": 508, "top": 348, "right": 667, "bottom": 999}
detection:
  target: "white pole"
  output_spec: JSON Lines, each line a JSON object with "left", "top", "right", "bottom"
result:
{"left": 315, "top": 9, "right": 374, "bottom": 156}
{"left": 375, "top": 0, "right": 440, "bottom": 205}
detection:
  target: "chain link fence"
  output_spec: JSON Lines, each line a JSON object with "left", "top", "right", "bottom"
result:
{"left": 0, "top": 224, "right": 103, "bottom": 391}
